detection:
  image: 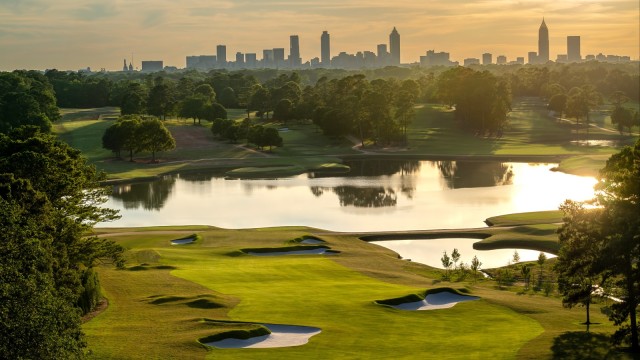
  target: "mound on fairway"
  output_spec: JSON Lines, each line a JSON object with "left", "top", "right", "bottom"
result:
{"left": 291, "top": 235, "right": 326, "bottom": 245}
{"left": 203, "top": 324, "right": 321, "bottom": 349}
{"left": 377, "top": 289, "right": 479, "bottom": 311}
{"left": 242, "top": 245, "right": 339, "bottom": 256}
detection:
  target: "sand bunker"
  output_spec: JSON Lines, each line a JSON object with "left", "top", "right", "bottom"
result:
{"left": 204, "top": 324, "right": 321, "bottom": 349}
{"left": 247, "top": 248, "right": 338, "bottom": 256}
{"left": 170, "top": 237, "right": 195, "bottom": 245}
{"left": 391, "top": 292, "right": 479, "bottom": 311}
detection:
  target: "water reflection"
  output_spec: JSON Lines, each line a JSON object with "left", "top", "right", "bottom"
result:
{"left": 370, "top": 238, "right": 555, "bottom": 269}
{"left": 437, "top": 161, "right": 513, "bottom": 189}
{"left": 110, "top": 176, "right": 176, "bottom": 211}
{"left": 102, "top": 161, "right": 597, "bottom": 231}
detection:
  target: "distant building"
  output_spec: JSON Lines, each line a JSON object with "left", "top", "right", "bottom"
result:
{"left": 463, "top": 58, "right": 480, "bottom": 66}
{"left": 216, "top": 45, "right": 227, "bottom": 67}
{"left": 245, "top": 53, "right": 257, "bottom": 68}
{"left": 310, "top": 57, "right": 320, "bottom": 68}
{"left": 389, "top": 27, "right": 400, "bottom": 65}
{"left": 567, "top": 36, "right": 581, "bottom": 62}
{"left": 262, "top": 49, "right": 274, "bottom": 67}
{"left": 420, "top": 50, "right": 457, "bottom": 67}
{"left": 585, "top": 54, "right": 596, "bottom": 61}
{"left": 596, "top": 53, "right": 607, "bottom": 61}
{"left": 186, "top": 55, "right": 216, "bottom": 70}
{"left": 321, "top": 31, "right": 331, "bottom": 67}
{"left": 516, "top": 57, "right": 525, "bottom": 65}
{"left": 123, "top": 59, "right": 128, "bottom": 72}
{"left": 273, "top": 48, "right": 285, "bottom": 68}
{"left": 236, "top": 52, "right": 245, "bottom": 66}
{"left": 290, "top": 35, "right": 301, "bottom": 68}
{"left": 496, "top": 55, "right": 507, "bottom": 64}
{"left": 141, "top": 60, "right": 163, "bottom": 72}
{"left": 377, "top": 44, "right": 388, "bottom": 66}
{"left": 538, "top": 18, "right": 549, "bottom": 63}
{"left": 556, "top": 54, "right": 568, "bottom": 63}
{"left": 527, "top": 51, "right": 537, "bottom": 64}
{"left": 482, "top": 53, "right": 492, "bottom": 65}
{"left": 363, "top": 51, "right": 376, "bottom": 68}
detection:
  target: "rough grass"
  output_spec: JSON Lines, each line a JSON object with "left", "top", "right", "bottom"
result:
{"left": 83, "top": 226, "right": 631, "bottom": 359}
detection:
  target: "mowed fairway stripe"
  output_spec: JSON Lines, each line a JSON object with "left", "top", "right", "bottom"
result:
{"left": 172, "top": 253, "right": 543, "bottom": 359}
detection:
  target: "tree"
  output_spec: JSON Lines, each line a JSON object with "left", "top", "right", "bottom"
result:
{"left": 594, "top": 139, "right": 640, "bottom": 349}
{"left": 565, "top": 85, "right": 601, "bottom": 134}
{"left": 202, "top": 102, "right": 227, "bottom": 122}
{"left": 555, "top": 139, "right": 640, "bottom": 350}
{"left": 179, "top": 95, "right": 208, "bottom": 125}
{"left": 556, "top": 201, "right": 609, "bottom": 326}
{"left": 395, "top": 90, "right": 416, "bottom": 144}
{"left": 120, "top": 82, "right": 146, "bottom": 115}
{"left": 611, "top": 106, "right": 634, "bottom": 135}
{"left": 537, "top": 252, "right": 547, "bottom": 290}
{"left": 521, "top": 265, "right": 532, "bottom": 290}
{"left": 451, "top": 248, "right": 461, "bottom": 271}
{"left": 0, "top": 128, "right": 124, "bottom": 357}
{"left": 273, "top": 98, "right": 294, "bottom": 125}
{"left": 547, "top": 93, "right": 567, "bottom": 115}
{"left": 113, "top": 116, "right": 143, "bottom": 161}
{"left": 512, "top": 250, "right": 520, "bottom": 264}
{"left": 441, "top": 251, "right": 452, "bottom": 280}
{"left": 262, "top": 127, "right": 283, "bottom": 152}
{"left": 138, "top": 119, "right": 176, "bottom": 162}
{"left": 470, "top": 255, "right": 482, "bottom": 283}
{"left": 146, "top": 77, "right": 175, "bottom": 120}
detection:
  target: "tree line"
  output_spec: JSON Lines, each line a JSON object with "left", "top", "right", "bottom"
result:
{"left": 102, "top": 115, "right": 176, "bottom": 162}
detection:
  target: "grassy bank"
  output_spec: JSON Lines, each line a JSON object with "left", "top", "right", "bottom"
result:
{"left": 54, "top": 97, "right": 636, "bottom": 180}
{"left": 83, "top": 225, "right": 629, "bottom": 359}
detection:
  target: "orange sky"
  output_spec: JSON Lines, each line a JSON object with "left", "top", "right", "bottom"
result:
{"left": 0, "top": 0, "right": 638, "bottom": 71}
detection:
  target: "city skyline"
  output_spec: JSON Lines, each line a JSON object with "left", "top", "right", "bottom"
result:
{"left": 0, "top": 0, "right": 638, "bottom": 71}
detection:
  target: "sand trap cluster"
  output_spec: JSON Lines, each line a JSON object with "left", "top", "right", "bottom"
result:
{"left": 391, "top": 291, "right": 479, "bottom": 311}
{"left": 205, "top": 324, "right": 321, "bottom": 349}
{"left": 170, "top": 237, "right": 195, "bottom": 245}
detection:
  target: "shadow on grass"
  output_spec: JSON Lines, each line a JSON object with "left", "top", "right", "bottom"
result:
{"left": 551, "top": 331, "right": 636, "bottom": 359}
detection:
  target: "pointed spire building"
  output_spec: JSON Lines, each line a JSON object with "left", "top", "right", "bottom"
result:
{"left": 538, "top": 18, "right": 549, "bottom": 63}
{"left": 389, "top": 27, "right": 400, "bottom": 65}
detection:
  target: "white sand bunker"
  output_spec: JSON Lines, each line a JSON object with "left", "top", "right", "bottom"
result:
{"left": 205, "top": 324, "right": 321, "bottom": 349}
{"left": 392, "top": 292, "right": 479, "bottom": 311}
{"left": 170, "top": 237, "right": 195, "bottom": 245}
{"left": 247, "top": 248, "right": 338, "bottom": 256}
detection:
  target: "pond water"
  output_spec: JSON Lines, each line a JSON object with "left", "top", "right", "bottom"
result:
{"left": 370, "top": 238, "right": 553, "bottom": 269}
{"left": 103, "top": 160, "right": 596, "bottom": 232}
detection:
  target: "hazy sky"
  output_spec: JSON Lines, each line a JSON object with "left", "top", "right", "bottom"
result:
{"left": 1, "top": 0, "right": 638, "bottom": 71}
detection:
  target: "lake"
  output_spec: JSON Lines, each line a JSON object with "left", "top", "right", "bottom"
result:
{"left": 103, "top": 159, "right": 596, "bottom": 232}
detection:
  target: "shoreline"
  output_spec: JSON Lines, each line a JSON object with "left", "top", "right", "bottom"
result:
{"left": 100, "top": 152, "right": 577, "bottom": 185}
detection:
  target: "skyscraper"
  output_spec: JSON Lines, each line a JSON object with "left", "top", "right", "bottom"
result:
{"left": 538, "top": 18, "right": 549, "bottom": 63}
{"left": 389, "top": 27, "right": 400, "bottom": 65}
{"left": 482, "top": 53, "right": 492, "bottom": 65}
{"left": 321, "top": 31, "right": 330, "bottom": 67}
{"left": 216, "top": 45, "right": 227, "bottom": 67}
{"left": 290, "top": 35, "right": 301, "bottom": 67}
{"left": 567, "top": 36, "right": 581, "bottom": 62}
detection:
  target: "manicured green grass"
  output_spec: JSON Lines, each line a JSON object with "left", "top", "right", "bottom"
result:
{"left": 84, "top": 226, "right": 629, "bottom": 359}
{"left": 556, "top": 154, "right": 610, "bottom": 177}
{"left": 485, "top": 210, "right": 564, "bottom": 227}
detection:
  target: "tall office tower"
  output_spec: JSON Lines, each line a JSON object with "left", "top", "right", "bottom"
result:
{"left": 377, "top": 44, "right": 388, "bottom": 66}
{"left": 567, "top": 36, "right": 581, "bottom": 62}
{"left": 321, "top": 31, "right": 330, "bottom": 67}
{"left": 263, "top": 49, "right": 274, "bottom": 67}
{"left": 236, "top": 52, "right": 245, "bottom": 66}
{"left": 389, "top": 27, "right": 400, "bottom": 65}
{"left": 538, "top": 18, "right": 549, "bottom": 63}
{"left": 496, "top": 55, "right": 507, "bottom": 65}
{"left": 290, "top": 35, "right": 301, "bottom": 67}
{"left": 216, "top": 45, "right": 227, "bottom": 67}
{"left": 245, "top": 53, "right": 257, "bottom": 68}
{"left": 482, "top": 53, "right": 492, "bottom": 65}
{"left": 273, "top": 48, "right": 285, "bottom": 68}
